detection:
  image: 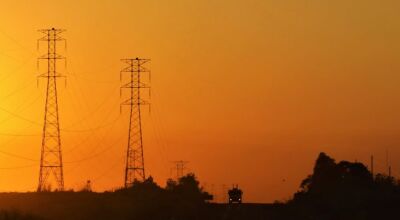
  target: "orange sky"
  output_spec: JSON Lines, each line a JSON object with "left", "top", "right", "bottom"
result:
{"left": 0, "top": 0, "right": 399, "bottom": 202}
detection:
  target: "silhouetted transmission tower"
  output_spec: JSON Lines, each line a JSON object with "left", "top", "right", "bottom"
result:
{"left": 37, "top": 28, "right": 66, "bottom": 191}
{"left": 172, "top": 160, "right": 189, "bottom": 180}
{"left": 120, "top": 58, "right": 150, "bottom": 187}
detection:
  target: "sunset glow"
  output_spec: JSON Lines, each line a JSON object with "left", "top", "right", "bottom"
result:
{"left": 0, "top": 0, "right": 399, "bottom": 203}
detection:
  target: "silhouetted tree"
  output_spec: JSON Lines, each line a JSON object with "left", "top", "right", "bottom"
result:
{"left": 165, "top": 178, "right": 177, "bottom": 191}
{"left": 292, "top": 152, "right": 400, "bottom": 219}
{"left": 304, "top": 152, "right": 339, "bottom": 194}
{"left": 167, "top": 173, "right": 213, "bottom": 203}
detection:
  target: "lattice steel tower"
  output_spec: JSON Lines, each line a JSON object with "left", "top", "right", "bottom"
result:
{"left": 37, "top": 28, "right": 66, "bottom": 191}
{"left": 172, "top": 160, "right": 189, "bottom": 180}
{"left": 121, "top": 58, "right": 150, "bottom": 187}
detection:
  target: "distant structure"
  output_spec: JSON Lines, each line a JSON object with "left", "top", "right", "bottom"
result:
{"left": 370, "top": 155, "right": 374, "bottom": 177}
{"left": 221, "top": 184, "right": 228, "bottom": 203}
{"left": 228, "top": 185, "right": 243, "bottom": 204}
{"left": 121, "top": 58, "right": 150, "bottom": 187}
{"left": 84, "top": 180, "right": 92, "bottom": 192}
{"left": 386, "top": 149, "right": 392, "bottom": 177}
{"left": 172, "top": 160, "right": 189, "bottom": 180}
{"left": 37, "top": 28, "right": 66, "bottom": 191}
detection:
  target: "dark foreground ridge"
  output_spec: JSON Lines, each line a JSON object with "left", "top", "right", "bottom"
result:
{"left": 1, "top": 153, "right": 400, "bottom": 220}
{"left": 0, "top": 192, "right": 279, "bottom": 220}
{"left": 0, "top": 174, "right": 280, "bottom": 220}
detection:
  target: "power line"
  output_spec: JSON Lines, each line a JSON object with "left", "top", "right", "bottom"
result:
{"left": 0, "top": 93, "right": 41, "bottom": 127}
{"left": 61, "top": 115, "right": 121, "bottom": 132}
{"left": 93, "top": 156, "right": 125, "bottom": 182}
{"left": 63, "top": 132, "right": 126, "bottom": 177}
{"left": 64, "top": 136, "right": 124, "bottom": 164}
{"left": 0, "top": 104, "right": 121, "bottom": 133}
{"left": 0, "top": 134, "right": 123, "bottom": 165}
{"left": 62, "top": 84, "right": 120, "bottom": 129}
{"left": 63, "top": 108, "right": 122, "bottom": 154}
{"left": 0, "top": 28, "right": 36, "bottom": 56}
{"left": 0, "top": 56, "right": 35, "bottom": 82}
{"left": 149, "top": 89, "right": 172, "bottom": 176}
{"left": 0, "top": 149, "right": 38, "bottom": 161}
{"left": 0, "top": 132, "right": 40, "bottom": 137}
{"left": 0, "top": 164, "right": 38, "bottom": 170}
{"left": 0, "top": 105, "right": 42, "bottom": 126}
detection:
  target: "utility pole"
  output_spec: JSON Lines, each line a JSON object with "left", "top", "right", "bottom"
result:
{"left": 37, "top": 28, "right": 66, "bottom": 191}
{"left": 85, "top": 180, "right": 92, "bottom": 192}
{"left": 371, "top": 155, "right": 374, "bottom": 178}
{"left": 222, "top": 184, "right": 228, "bottom": 203}
{"left": 172, "top": 160, "right": 189, "bottom": 180}
{"left": 121, "top": 58, "right": 150, "bottom": 187}
{"left": 386, "top": 149, "right": 392, "bottom": 177}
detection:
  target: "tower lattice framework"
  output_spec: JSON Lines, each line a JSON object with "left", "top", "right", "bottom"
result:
{"left": 37, "top": 28, "right": 66, "bottom": 191}
{"left": 172, "top": 160, "right": 189, "bottom": 180}
{"left": 121, "top": 58, "right": 150, "bottom": 187}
